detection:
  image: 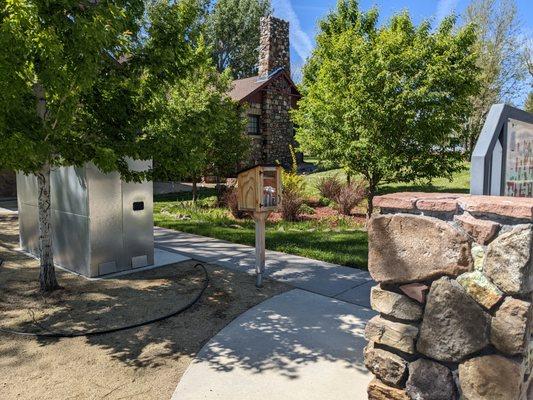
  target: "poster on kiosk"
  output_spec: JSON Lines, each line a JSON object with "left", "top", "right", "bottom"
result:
{"left": 471, "top": 104, "right": 533, "bottom": 197}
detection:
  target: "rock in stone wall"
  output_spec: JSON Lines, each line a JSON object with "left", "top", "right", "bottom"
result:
{"left": 368, "top": 214, "right": 472, "bottom": 284}
{"left": 363, "top": 193, "right": 533, "bottom": 400}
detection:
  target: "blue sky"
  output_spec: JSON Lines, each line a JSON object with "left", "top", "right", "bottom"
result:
{"left": 272, "top": 0, "right": 533, "bottom": 91}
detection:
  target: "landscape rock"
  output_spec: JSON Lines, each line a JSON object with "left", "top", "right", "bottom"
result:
{"left": 399, "top": 283, "right": 430, "bottom": 304}
{"left": 454, "top": 213, "right": 500, "bottom": 245}
{"left": 370, "top": 286, "right": 423, "bottom": 321}
{"left": 417, "top": 277, "right": 490, "bottom": 362}
{"left": 368, "top": 378, "right": 410, "bottom": 400}
{"left": 368, "top": 214, "right": 472, "bottom": 284}
{"left": 491, "top": 297, "right": 532, "bottom": 355}
{"left": 456, "top": 271, "right": 503, "bottom": 310}
{"left": 406, "top": 358, "right": 456, "bottom": 400}
{"left": 364, "top": 343, "right": 408, "bottom": 388}
{"left": 471, "top": 244, "right": 485, "bottom": 271}
{"left": 365, "top": 316, "right": 419, "bottom": 354}
{"left": 484, "top": 225, "right": 533, "bottom": 295}
{"left": 458, "top": 355, "right": 522, "bottom": 400}
{"left": 458, "top": 195, "right": 533, "bottom": 221}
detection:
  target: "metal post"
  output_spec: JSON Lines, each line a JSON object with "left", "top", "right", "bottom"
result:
{"left": 253, "top": 211, "right": 268, "bottom": 287}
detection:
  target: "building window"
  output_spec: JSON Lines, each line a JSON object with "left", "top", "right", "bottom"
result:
{"left": 247, "top": 115, "right": 260, "bottom": 136}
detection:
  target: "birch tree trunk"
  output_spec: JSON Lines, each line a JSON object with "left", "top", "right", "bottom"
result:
{"left": 36, "top": 164, "right": 59, "bottom": 292}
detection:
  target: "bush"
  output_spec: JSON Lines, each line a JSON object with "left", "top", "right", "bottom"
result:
{"left": 316, "top": 175, "right": 343, "bottom": 201}
{"left": 279, "top": 145, "right": 306, "bottom": 221}
{"left": 280, "top": 187, "right": 305, "bottom": 222}
{"left": 299, "top": 203, "right": 315, "bottom": 215}
{"left": 334, "top": 180, "right": 366, "bottom": 215}
{"left": 222, "top": 186, "right": 247, "bottom": 219}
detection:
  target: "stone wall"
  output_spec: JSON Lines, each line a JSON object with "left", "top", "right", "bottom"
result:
{"left": 261, "top": 76, "right": 294, "bottom": 167}
{"left": 365, "top": 192, "right": 533, "bottom": 400}
{"left": 258, "top": 16, "right": 290, "bottom": 78}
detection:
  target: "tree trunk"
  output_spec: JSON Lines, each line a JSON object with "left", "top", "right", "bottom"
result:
{"left": 215, "top": 175, "right": 222, "bottom": 201}
{"left": 192, "top": 180, "right": 198, "bottom": 203}
{"left": 366, "top": 183, "right": 377, "bottom": 220}
{"left": 36, "top": 164, "right": 59, "bottom": 292}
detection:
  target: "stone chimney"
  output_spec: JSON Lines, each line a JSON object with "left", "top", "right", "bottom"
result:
{"left": 258, "top": 16, "right": 290, "bottom": 78}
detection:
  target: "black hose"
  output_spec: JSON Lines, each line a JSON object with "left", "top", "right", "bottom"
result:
{"left": 0, "top": 263, "right": 209, "bottom": 338}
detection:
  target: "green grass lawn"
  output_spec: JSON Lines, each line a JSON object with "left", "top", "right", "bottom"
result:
{"left": 154, "top": 192, "right": 369, "bottom": 269}
{"left": 154, "top": 165, "right": 470, "bottom": 270}
{"left": 303, "top": 164, "right": 471, "bottom": 197}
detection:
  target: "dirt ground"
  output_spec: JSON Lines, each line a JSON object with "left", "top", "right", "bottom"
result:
{"left": 0, "top": 216, "right": 289, "bottom": 400}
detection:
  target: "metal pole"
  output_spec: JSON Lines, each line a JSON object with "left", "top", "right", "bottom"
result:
{"left": 254, "top": 212, "right": 267, "bottom": 288}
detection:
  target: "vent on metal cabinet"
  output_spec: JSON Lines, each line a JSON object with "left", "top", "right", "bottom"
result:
{"left": 133, "top": 201, "right": 144, "bottom": 211}
{"left": 132, "top": 255, "right": 149, "bottom": 269}
{"left": 99, "top": 261, "right": 117, "bottom": 276}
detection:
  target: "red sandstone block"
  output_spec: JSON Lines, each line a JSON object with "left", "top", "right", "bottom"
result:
{"left": 416, "top": 194, "right": 462, "bottom": 213}
{"left": 373, "top": 192, "right": 427, "bottom": 210}
{"left": 454, "top": 213, "right": 500, "bottom": 245}
{"left": 400, "top": 283, "right": 430, "bottom": 304}
{"left": 374, "top": 192, "right": 462, "bottom": 212}
{"left": 458, "top": 196, "right": 533, "bottom": 221}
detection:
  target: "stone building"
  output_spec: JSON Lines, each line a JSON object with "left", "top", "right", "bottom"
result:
{"left": 229, "top": 16, "right": 301, "bottom": 168}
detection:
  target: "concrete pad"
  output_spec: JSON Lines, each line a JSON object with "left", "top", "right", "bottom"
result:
{"left": 0, "top": 199, "right": 18, "bottom": 215}
{"left": 335, "top": 280, "right": 375, "bottom": 309}
{"left": 172, "top": 289, "right": 376, "bottom": 400}
{"left": 155, "top": 227, "right": 370, "bottom": 301}
{"left": 155, "top": 228, "right": 251, "bottom": 262}
{"left": 221, "top": 251, "right": 371, "bottom": 298}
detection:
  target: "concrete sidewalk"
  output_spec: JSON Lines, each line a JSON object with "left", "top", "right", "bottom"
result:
{"left": 154, "top": 227, "right": 374, "bottom": 308}
{"left": 172, "top": 289, "right": 375, "bottom": 400}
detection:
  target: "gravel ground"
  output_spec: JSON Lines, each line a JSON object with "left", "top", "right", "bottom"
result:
{"left": 0, "top": 216, "right": 289, "bottom": 400}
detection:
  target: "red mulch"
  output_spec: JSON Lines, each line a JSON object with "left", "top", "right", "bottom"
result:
{"left": 268, "top": 206, "right": 366, "bottom": 225}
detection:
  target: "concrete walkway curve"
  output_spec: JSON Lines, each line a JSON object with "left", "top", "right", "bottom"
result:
{"left": 172, "top": 289, "right": 375, "bottom": 400}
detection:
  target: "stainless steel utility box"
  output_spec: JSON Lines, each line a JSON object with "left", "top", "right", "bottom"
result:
{"left": 17, "top": 161, "right": 154, "bottom": 278}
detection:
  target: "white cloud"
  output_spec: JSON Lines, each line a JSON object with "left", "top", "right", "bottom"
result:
{"left": 435, "top": 0, "right": 460, "bottom": 24}
{"left": 272, "top": 0, "right": 314, "bottom": 63}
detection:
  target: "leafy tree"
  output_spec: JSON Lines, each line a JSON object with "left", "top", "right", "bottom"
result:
{"left": 144, "top": 1, "right": 249, "bottom": 202}
{"left": 0, "top": 0, "right": 210, "bottom": 291}
{"left": 0, "top": 0, "right": 147, "bottom": 291}
{"left": 525, "top": 92, "right": 533, "bottom": 113}
{"left": 293, "top": 1, "right": 479, "bottom": 217}
{"left": 461, "top": 0, "right": 527, "bottom": 154}
{"left": 148, "top": 58, "right": 249, "bottom": 201}
{"left": 206, "top": 0, "right": 271, "bottom": 78}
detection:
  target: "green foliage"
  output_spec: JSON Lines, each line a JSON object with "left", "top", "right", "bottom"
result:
{"left": 0, "top": 0, "right": 145, "bottom": 176}
{"left": 525, "top": 92, "right": 533, "bottom": 113}
{"left": 205, "top": 0, "right": 271, "bottom": 78}
{"left": 293, "top": 1, "right": 479, "bottom": 214}
{"left": 154, "top": 198, "right": 368, "bottom": 268}
{"left": 281, "top": 145, "right": 305, "bottom": 193}
{"left": 138, "top": 0, "right": 250, "bottom": 184}
{"left": 461, "top": 0, "right": 527, "bottom": 155}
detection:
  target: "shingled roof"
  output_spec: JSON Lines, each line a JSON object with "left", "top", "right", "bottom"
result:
{"left": 228, "top": 68, "right": 300, "bottom": 103}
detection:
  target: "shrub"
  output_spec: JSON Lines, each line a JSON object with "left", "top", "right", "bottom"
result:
{"left": 279, "top": 144, "right": 306, "bottom": 222}
{"left": 299, "top": 203, "right": 315, "bottom": 215}
{"left": 334, "top": 180, "right": 366, "bottom": 215}
{"left": 280, "top": 187, "right": 305, "bottom": 222}
{"left": 316, "top": 175, "right": 343, "bottom": 201}
{"left": 222, "top": 186, "right": 247, "bottom": 219}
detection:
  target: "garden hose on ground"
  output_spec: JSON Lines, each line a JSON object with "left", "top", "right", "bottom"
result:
{"left": 0, "top": 263, "right": 209, "bottom": 339}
